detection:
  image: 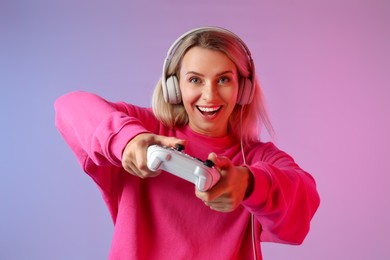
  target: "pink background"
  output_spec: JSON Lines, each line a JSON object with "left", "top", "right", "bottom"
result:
{"left": 1, "top": 0, "right": 389, "bottom": 259}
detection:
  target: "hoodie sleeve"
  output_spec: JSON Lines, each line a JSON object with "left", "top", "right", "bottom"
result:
{"left": 241, "top": 142, "right": 320, "bottom": 245}
{"left": 54, "top": 91, "right": 162, "bottom": 222}
{"left": 54, "top": 91, "right": 157, "bottom": 168}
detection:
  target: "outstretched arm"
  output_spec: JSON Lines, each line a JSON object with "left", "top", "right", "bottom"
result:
{"left": 243, "top": 143, "right": 320, "bottom": 245}
{"left": 55, "top": 91, "right": 185, "bottom": 175}
{"left": 54, "top": 91, "right": 152, "bottom": 167}
{"left": 196, "top": 143, "right": 320, "bottom": 245}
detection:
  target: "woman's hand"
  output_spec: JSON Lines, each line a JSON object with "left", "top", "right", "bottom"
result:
{"left": 122, "top": 133, "right": 186, "bottom": 178}
{"left": 195, "top": 153, "right": 253, "bottom": 213}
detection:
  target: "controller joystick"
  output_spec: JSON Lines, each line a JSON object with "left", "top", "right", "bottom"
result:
{"left": 175, "top": 143, "right": 185, "bottom": 152}
{"left": 204, "top": 159, "right": 214, "bottom": 168}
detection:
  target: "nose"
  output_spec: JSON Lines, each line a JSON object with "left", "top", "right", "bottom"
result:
{"left": 202, "top": 81, "right": 218, "bottom": 101}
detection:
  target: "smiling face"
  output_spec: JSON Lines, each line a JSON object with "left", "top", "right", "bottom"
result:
{"left": 179, "top": 46, "right": 239, "bottom": 137}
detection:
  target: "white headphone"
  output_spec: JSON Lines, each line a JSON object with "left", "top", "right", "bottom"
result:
{"left": 161, "top": 26, "right": 256, "bottom": 105}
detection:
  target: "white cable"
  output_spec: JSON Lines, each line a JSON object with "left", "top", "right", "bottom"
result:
{"left": 251, "top": 214, "right": 257, "bottom": 259}
{"left": 240, "top": 105, "right": 247, "bottom": 165}
{"left": 240, "top": 105, "right": 257, "bottom": 260}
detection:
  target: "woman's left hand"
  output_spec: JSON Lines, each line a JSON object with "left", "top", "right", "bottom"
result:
{"left": 195, "top": 153, "right": 252, "bottom": 213}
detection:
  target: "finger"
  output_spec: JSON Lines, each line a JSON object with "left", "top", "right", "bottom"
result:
{"left": 209, "top": 205, "right": 234, "bottom": 213}
{"left": 135, "top": 160, "right": 162, "bottom": 178}
{"left": 205, "top": 201, "right": 235, "bottom": 213}
{"left": 195, "top": 185, "right": 224, "bottom": 202}
{"left": 208, "top": 154, "right": 232, "bottom": 171}
{"left": 206, "top": 199, "right": 240, "bottom": 213}
{"left": 206, "top": 192, "right": 236, "bottom": 203}
{"left": 153, "top": 135, "right": 187, "bottom": 149}
{"left": 123, "top": 162, "right": 142, "bottom": 177}
{"left": 134, "top": 156, "right": 159, "bottom": 177}
{"left": 124, "top": 160, "right": 161, "bottom": 178}
{"left": 207, "top": 152, "right": 218, "bottom": 164}
{"left": 195, "top": 189, "right": 207, "bottom": 201}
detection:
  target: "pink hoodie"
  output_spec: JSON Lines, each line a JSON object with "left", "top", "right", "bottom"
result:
{"left": 55, "top": 91, "right": 320, "bottom": 259}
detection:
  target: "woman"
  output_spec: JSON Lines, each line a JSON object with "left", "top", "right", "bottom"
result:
{"left": 55, "top": 26, "right": 320, "bottom": 259}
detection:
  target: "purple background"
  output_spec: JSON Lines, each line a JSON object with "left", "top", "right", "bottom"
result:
{"left": 1, "top": 0, "right": 389, "bottom": 259}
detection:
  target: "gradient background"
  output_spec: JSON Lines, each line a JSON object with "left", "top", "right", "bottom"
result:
{"left": 1, "top": 0, "right": 389, "bottom": 259}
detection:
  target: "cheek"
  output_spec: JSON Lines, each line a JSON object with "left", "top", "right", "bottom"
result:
{"left": 180, "top": 85, "right": 199, "bottom": 105}
{"left": 222, "top": 87, "right": 239, "bottom": 104}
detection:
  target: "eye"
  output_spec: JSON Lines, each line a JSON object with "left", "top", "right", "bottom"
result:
{"left": 189, "top": 77, "right": 202, "bottom": 84}
{"left": 218, "top": 76, "right": 230, "bottom": 84}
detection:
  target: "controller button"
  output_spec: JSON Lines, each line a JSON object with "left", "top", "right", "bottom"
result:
{"left": 175, "top": 143, "right": 185, "bottom": 152}
{"left": 204, "top": 159, "right": 214, "bottom": 167}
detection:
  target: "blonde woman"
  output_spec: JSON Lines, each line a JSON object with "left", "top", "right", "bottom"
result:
{"left": 55, "top": 26, "right": 319, "bottom": 259}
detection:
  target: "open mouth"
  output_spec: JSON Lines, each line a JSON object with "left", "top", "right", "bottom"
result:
{"left": 196, "top": 106, "right": 222, "bottom": 117}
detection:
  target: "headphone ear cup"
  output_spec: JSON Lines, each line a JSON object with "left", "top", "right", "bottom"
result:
{"left": 166, "top": 76, "right": 181, "bottom": 104}
{"left": 237, "top": 78, "right": 254, "bottom": 105}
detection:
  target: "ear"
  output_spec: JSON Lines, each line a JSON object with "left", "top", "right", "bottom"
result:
{"left": 166, "top": 75, "right": 182, "bottom": 104}
{"left": 237, "top": 78, "right": 253, "bottom": 105}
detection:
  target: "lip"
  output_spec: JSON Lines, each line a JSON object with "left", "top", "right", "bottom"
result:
{"left": 197, "top": 105, "right": 221, "bottom": 112}
{"left": 196, "top": 105, "right": 222, "bottom": 119}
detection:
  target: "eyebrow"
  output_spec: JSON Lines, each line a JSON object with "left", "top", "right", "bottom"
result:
{"left": 185, "top": 70, "right": 234, "bottom": 77}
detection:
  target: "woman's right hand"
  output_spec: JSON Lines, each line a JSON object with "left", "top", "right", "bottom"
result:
{"left": 121, "top": 133, "right": 186, "bottom": 178}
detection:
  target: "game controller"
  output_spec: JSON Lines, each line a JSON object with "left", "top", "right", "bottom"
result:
{"left": 146, "top": 144, "right": 220, "bottom": 191}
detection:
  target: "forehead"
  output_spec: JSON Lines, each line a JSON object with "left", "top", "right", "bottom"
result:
{"left": 180, "top": 46, "right": 237, "bottom": 73}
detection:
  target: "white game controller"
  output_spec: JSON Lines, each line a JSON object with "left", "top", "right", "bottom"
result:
{"left": 147, "top": 144, "right": 220, "bottom": 191}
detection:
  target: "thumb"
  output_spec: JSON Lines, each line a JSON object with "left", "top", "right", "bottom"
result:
{"left": 207, "top": 153, "right": 231, "bottom": 170}
{"left": 207, "top": 152, "right": 218, "bottom": 164}
{"left": 154, "top": 135, "right": 187, "bottom": 148}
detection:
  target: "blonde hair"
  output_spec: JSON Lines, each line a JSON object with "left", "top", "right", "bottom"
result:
{"left": 152, "top": 28, "right": 273, "bottom": 145}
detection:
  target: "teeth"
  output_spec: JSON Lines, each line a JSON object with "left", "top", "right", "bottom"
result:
{"left": 198, "top": 106, "right": 220, "bottom": 112}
